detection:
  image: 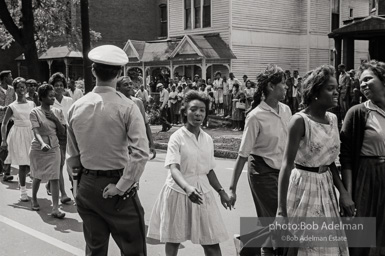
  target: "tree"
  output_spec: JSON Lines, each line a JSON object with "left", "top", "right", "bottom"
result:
{"left": 0, "top": 0, "right": 100, "bottom": 80}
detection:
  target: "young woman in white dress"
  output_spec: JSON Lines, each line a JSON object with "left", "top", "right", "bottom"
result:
{"left": 147, "top": 90, "right": 232, "bottom": 256}
{"left": 1, "top": 77, "right": 35, "bottom": 201}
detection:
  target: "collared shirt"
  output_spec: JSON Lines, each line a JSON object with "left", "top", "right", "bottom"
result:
{"left": 135, "top": 89, "right": 149, "bottom": 103}
{"left": 67, "top": 86, "right": 149, "bottom": 192}
{"left": 239, "top": 101, "right": 292, "bottom": 170}
{"left": 53, "top": 96, "right": 73, "bottom": 124}
{"left": 213, "top": 78, "right": 223, "bottom": 90}
{"left": 30, "top": 106, "right": 65, "bottom": 150}
{"left": 160, "top": 89, "right": 169, "bottom": 107}
{"left": 165, "top": 126, "right": 216, "bottom": 194}
{"left": 0, "top": 84, "right": 15, "bottom": 122}
{"left": 361, "top": 100, "right": 385, "bottom": 156}
{"left": 67, "top": 88, "right": 84, "bottom": 102}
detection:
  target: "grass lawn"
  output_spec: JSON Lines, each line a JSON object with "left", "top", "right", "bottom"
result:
{"left": 152, "top": 128, "right": 242, "bottom": 152}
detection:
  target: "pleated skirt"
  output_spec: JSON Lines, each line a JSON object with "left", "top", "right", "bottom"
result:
{"left": 286, "top": 168, "right": 349, "bottom": 256}
{"left": 147, "top": 184, "right": 229, "bottom": 245}
{"left": 351, "top": 157, "right": 385, "bottom": 256}
{"left": 5, "top": 125, "right": 34, "bottom": 166}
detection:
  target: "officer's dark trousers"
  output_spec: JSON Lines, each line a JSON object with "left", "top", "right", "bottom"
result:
{"left": 76, "top": 173, "right": 146, "bottom": 256}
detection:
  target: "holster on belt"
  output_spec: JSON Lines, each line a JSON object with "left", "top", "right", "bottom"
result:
{"left": 115, "top": 182, "right": 139, "bottom": 211}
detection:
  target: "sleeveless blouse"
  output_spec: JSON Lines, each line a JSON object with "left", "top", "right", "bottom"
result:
{"left": 294, "top": 112, "right": 340, "bottom": 167}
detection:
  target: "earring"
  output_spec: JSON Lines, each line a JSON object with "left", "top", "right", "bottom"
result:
{"left": 315, "top": 97, "right": 318, "bottom": 100}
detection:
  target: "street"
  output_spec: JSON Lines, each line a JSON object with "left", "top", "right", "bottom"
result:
{"left": 0, "top": 150, "right": 254, "bottom": 256}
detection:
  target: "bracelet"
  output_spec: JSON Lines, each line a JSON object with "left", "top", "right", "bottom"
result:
{"left": 217, "top": 187, "right": 224, "bottom": 193}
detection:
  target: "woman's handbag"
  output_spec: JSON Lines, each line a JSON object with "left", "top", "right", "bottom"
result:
{"left": 236, "top": 102, "right": 246, "bottom": 110}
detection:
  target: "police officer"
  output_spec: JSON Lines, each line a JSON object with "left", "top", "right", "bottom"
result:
{"left": 67, "top": 45, "right": 149, "bottom": 256}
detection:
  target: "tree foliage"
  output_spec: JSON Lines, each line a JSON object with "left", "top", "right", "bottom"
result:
{"left": 0, "top": 0, "right": 100, "bottom": 51}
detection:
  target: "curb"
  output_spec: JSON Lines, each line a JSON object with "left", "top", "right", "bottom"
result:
{"left": 154, "top": 142, "right": 238, "bottom": 159}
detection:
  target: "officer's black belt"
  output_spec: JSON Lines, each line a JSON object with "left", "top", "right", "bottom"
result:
{"left": 83, "top": 168, "right": 123, "bottom": 178}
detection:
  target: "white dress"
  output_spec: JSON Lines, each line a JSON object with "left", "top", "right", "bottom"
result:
{"left": 147, "top": 127, "right": 229, "bottom": 245}
{"left": 5, "top": 101, "right": 35, "bottom": 165}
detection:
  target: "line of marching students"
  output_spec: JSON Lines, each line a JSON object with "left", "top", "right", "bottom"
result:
{"left": 0, "top": 71, "right": 83, "bottom": 218}
{"left": 0, "top": 55, "right": 384, "bottom": 256}
{"left": 148, "top": 61, "right": 385, "bottom": 256}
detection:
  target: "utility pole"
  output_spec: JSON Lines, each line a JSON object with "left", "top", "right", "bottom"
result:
{"left": 80, "top": 0, "right": 93, "bottom": 93}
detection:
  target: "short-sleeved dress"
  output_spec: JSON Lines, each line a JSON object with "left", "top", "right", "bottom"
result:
{"left": 4, "top": 101, "right": 35, "bottom": 165}
{"left": 286, "top": 112, "right": 348, "bottom": 255}
{"left": 147, "top": 126, "right": 228, "bottom": 245}
{"left": 29, "top": 106, "right": 64, "bottom": 181}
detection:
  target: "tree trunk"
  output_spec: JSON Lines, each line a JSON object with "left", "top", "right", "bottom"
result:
{"left": 80, "top": 0, "right": 93, "bottom": 93}
{"left": 22, "top": 42, "right": 41, "bottom": 80}
{"left": 20, "top": 0, "right": 41, "bottom": 80}
{"left": 0, "top": 0, "right": 41, "bottom": 80}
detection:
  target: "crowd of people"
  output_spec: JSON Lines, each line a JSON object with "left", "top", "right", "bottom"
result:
{"left": 0, "top": 43, "right": 384, "bottom": 256}
{"left": 154, "top": 62, "right": 366, "bottom": 135}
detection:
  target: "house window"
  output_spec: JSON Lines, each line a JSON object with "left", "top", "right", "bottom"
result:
{"left": 203, "top": 0, "right": 211, "bottom": 27}
{"left": 331, "top": 0, "right": 340, "bottom": 31}
{"left": 185, "top": 0, "right": 192, "bottom": 29}
{"left": 160, "top": 4, "right": 168, "bottom": 37}
{"left": 372, "top": 0, "right": 376, "bottom": 10}
{"left": 349, "top": 8, "right": 353, "bottom": 18}
{"left": 185, "top": 0, "right": 211, "bottom": 30}
{"left": 194, "top": 0, "right": 201, "bottom": 28}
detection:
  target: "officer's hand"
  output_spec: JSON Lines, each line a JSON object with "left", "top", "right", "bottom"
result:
{"left": 102, "top": 184, "right": 124, "bottom": 198}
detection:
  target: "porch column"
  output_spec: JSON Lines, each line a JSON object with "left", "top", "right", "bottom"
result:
{"left": 202, "top": 58, "right": 207, "bottom": 81}
{"left": 343, "top": 38, "right": 354, "bottom": 70}
{"left": 124, "top": 65, "right": 127, "bottom": 76}
{"left": 17, "top": 62, "right": 21, "bottom": 77}
{"left": 170, "top": 61, "right": 174, "bottom": 79}
{"left": 47, "top": 60, "right": 53, "bottom": 77}
{"left": 334, "top": 38, "right": 342, "bottom": 71}
{"left": 64, "top": 58, "right": 72, "bottom": 79}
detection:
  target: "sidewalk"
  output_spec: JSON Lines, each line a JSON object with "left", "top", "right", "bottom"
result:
{"left": 151, "top": 124, "right": 242, "bottom": 159}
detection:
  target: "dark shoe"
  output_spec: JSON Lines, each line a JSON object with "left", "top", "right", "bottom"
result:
{"left": 45, "top": 183, "right": 52, "bottom": 196}
{"left": 3, "top": 175, "right": 13, "bottom": 182}
{"left": 51, "top": 211, "right": 65, "bottom": 219}
{"left": 60, "top": 197, "right": 71, "bottom": 204}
